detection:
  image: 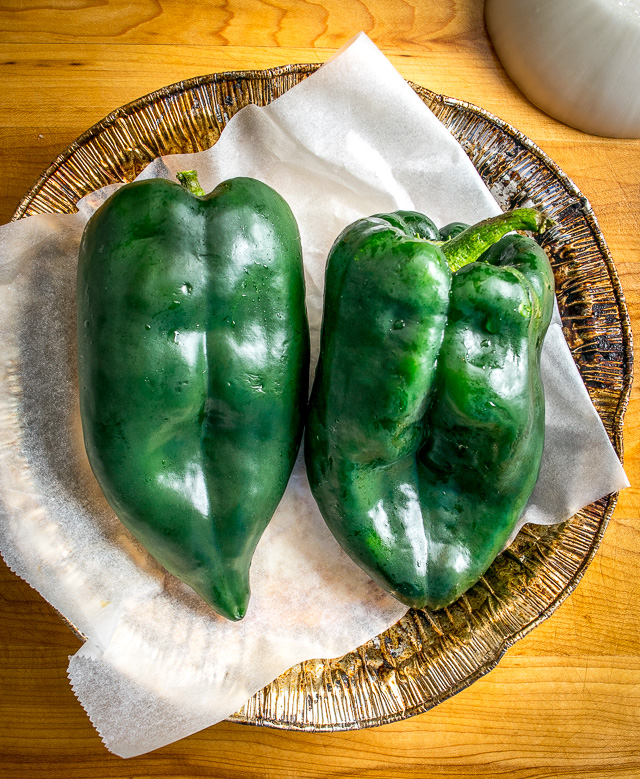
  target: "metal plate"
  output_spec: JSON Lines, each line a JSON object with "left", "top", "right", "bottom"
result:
{"left": 14, "top": 64, "right": 633, "bottom": 731}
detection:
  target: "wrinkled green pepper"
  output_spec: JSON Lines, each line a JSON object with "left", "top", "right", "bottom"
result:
{"left": 305, "top": 208, "right": 554, "bottom": 611}
{"left": 78, "top": 174, "right": 309, "bottom": 621}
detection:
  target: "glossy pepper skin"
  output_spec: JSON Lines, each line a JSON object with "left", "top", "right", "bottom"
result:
{"left": 305, "top": 209, "right": 554, "bottom": 611}
{"left": 78, "top": 176, "right": 309, "bottom": 621}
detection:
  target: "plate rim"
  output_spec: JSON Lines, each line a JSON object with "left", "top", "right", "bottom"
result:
{"left": 11, "top": 63, "right": 634, "bottom": 732}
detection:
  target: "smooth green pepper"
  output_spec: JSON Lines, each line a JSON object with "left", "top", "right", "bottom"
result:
{"left": 438, "top": 221, "right": 469, "bottom": 241}
{"left": 78, "top": 175, "right": 309, "bottom": 621}
{"left": 305, "top": 209, "right": 554, "bottom": 611}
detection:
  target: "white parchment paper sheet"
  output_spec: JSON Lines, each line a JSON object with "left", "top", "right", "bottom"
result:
{"left": 0, "top": 34, "right": 629, "bottom": 757}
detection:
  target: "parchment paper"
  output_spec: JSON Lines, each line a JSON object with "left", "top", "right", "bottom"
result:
{"left": 0, "top": 34, "right": 628, "bottom": 757}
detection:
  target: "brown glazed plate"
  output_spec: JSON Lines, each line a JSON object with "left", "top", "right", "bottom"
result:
{"left": 14, "top": 64, "right": 633, "bottom": 731}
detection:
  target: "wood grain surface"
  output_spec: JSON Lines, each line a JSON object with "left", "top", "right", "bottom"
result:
{"left": 1, "top": 1, "right": 639, "bottom": 777}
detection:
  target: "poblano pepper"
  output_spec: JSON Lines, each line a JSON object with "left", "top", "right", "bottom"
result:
{"left": 78, "top": 174, "right": 309, "bottom": 621}
{"left": 305, "top": 208, "right": 554, "bottom": 611}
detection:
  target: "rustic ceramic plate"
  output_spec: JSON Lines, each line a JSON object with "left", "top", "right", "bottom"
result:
{"left": 14, "top": 64, "right": 633, "bottom": 732}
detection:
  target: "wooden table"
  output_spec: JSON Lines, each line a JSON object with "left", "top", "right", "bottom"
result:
{"left": 1, "top": 2, "right": 638, "bottom": 777}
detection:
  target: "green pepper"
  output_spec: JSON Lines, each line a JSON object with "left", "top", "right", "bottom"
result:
{"left": 77, "top": 174, "right": 309, "bottom": 621}
{"left": 438, "top": 221, "right": 469, "bottom": 241}
{"left": 305, "top": 208, "right": 554, "bottom": 611}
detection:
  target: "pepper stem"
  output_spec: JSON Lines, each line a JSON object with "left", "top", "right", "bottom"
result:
{"left": 176, "top": 170, "right": 206, "bottom": 197}
{"left": 442, "top": 208, "right": 554, "bottom": 272}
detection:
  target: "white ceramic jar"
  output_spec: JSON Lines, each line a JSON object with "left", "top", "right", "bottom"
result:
{"left": 485, "top": 0, "right": 640, "bottom": 137}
